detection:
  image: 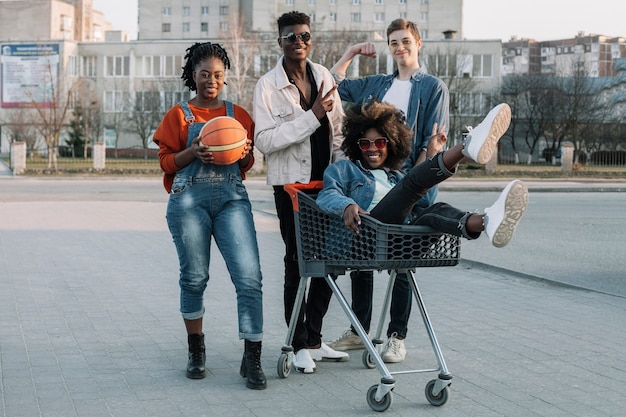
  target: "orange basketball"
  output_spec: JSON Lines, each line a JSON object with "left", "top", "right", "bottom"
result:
{"left": 199, "top": 116, "right": 248, "bottom": 165}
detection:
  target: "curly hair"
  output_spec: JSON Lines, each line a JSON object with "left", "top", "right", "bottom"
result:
{"left": 181, "top": 42, "right": 231, "bottom": 92}
{"left": 341, "top": 100, "right": 413, "bottom": 171}
{"left": 277, "top": 11, "right": 310, "bottom": 34}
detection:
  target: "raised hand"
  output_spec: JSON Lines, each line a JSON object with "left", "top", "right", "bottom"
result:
{"left": 311, "top": 80, "right": 338, "bottom": 120}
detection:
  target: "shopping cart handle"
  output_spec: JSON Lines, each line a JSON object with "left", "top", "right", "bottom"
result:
{"left": 284, "top": 181, "right": 323, "bottom": 212}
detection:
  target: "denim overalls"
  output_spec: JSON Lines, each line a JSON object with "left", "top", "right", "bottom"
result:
{"left": 165, "top": 100, "right": 263, "bottom": 342}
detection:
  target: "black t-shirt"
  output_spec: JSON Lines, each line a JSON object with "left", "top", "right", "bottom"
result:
{"left": 290, "top": 64, "right": 331, "bottom": 181}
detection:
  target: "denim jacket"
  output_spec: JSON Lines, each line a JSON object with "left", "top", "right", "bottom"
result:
{"left": 253, "top": 57, "right": 346, "bottom": 185}
{"left": 316, "top": 159, "right": 409, "bottom": 223}
{"left": 332, "top": 68, "right": 449, "bottom": 207}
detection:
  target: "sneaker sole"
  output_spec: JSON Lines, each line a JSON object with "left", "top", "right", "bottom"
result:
{"left": 327, "top": 343, "right": 364, "bottom": 352}
{"left": 473, "top": 103, "right": 511, "bottom": 164}
{"left": 491, "top": 180, "right": 529, "bottom": 248}
{"left": 311, "top": 355, "right": 349, "bottom": 362}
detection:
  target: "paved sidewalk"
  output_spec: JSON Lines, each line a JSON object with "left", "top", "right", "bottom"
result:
{"left": 1, "top": 180, "right": 626, "bottom": 416}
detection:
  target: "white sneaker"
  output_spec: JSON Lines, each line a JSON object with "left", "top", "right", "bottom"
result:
{"left": 293, "top": 349, "right": 316, "bottom": 374}
{"left": 484, "top": 179, "right": 529, "bottom": 248}
{"left": 381, "top": 333, "right": 407, "bottom": 363}
{"left": 309, "top": 342, "right": 350, "bottom": 362}
{"left": 462, "top": 103, "right": 511, "bottom": 164}
{"left": 327, "top": 329, "right": 366, "bottom": 351}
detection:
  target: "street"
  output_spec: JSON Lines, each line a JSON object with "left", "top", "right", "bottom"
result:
{"left": 1, "top": 176, "right": 625, "bottom": 297}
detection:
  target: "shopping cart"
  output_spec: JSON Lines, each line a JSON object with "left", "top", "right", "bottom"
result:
{"left": 277, "top": 182, "right": 461, "bottom": 412}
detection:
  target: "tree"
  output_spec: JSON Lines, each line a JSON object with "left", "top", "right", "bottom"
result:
{"left": 25, "top": 47, "right": 77, "bottom": 171}
{"left": 422, "top": 46, "right": 479, "bottom": 145}
{"left": 127, "top": 81, "right": 164, "bottom": 157}
{"left": 220, "top": 12, "right": 262, "bottom": 111}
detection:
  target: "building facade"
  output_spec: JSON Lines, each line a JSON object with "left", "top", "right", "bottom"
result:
{"left": 137, "top": 0, "right": 463, "bottom": 41}
{"left": 0, "top": 0, "right": 113, "bottom": 42}
{"left": 503, "top": 33, "right": 626, "bottom": 77}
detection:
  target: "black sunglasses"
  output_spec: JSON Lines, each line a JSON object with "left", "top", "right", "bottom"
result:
{"left": 358, "top": 138, "right": 388, "bottom": 151}
{"left": 281, "top": 31, "right": 311, "bottom": 43}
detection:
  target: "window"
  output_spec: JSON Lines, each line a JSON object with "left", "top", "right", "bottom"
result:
{"left": 143, "top": 56, "right": 161, "bottom": 77}
{"left": 134, "top": 91, "right": 161, "bottom": 113}
{"left": 472, "top": 54, "right": 493, "bottom": 77}
{"left": 219, "top": 6, "right": 229, "bottom": 15}
{"left": 310, "top": 13, "right": 316, "bottom": 23}
{"left": 164, "top": 55, "right": 183, "bottom": 76}
{"left": 421, "top": 0, "right": 429, "bottom": 4}
{"left": 375, "top": 12, "right": 385, "bottom": 22}
{"left": 351, "top": 13, "right": 361, "bottom": 23}
{"left": 400, "top": 0, "right": 406, "bottom": 3}
{"left": 162, "top": 7, "right": 171, "bottom": 16}
{"left": 329, "top": 0, "right": 337, "bottom": 4}
{"left": 61, "top": 15, "right": 73, "bottom": 39}
{"left": 421, "top": 12, "right": 428, "bottom": 22}
{"left": 104, "top": 90, "right": 130, "bottom": 113}
{"left": 105, "top": 56, "right": 130, "bottom": 77}
{"left": 164, "top": 91, "right": 192, "bottom": 109}
{"left": 162, "top": 23, "right": 171, "bottom": 33}
{"left": 201, "top": 6, "right": 209, "bottom": 15}
{"left": 183, "top": 6, "right": 190, "bottom": 16}
{"left": 375, "top": 0, "right": 384, "bottom": 4}
{"left": 70, "top": 56, "right": 96, "bottom": 77}
{"left": 220, "top": 22, "right": 228, "bottom": 31}
{"left": 285, "top": 0, "right": 294, "bottom": 5}
{"left": 183, "top": 22, "right": 190, "bottom": 32}
{"left": 309, "top": 0, "right": 316, "bottom": 5}
{"left": 352, "top": 0, "right": 361, "bottom": 4}
{"left": 93, "top": 24, "right": 103, "bottom": 41}
{"left": 201, "top": 22, "right": 208, "bottom": 32}
{"left": 329, "top": 13, "right": 337, "bottom": 22}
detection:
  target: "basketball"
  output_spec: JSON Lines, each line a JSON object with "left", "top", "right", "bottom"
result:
{"left": 199, "top": 116, "right": 248, "bottom": 165}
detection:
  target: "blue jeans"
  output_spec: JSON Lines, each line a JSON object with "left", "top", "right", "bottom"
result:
{"left": 166, "top": 169, "right": 264, "bottom": 342}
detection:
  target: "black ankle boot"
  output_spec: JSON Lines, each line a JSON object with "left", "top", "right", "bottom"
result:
{"left": 240, "top": 340, "right": 267, "bottom": 390}
{"left": 186, "top": 333, "right": 206, "bottom": 379}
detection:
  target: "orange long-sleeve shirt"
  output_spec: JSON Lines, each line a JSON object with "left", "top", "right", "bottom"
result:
{"left": 153, "top": 101, "right": 255, "bottom": 193}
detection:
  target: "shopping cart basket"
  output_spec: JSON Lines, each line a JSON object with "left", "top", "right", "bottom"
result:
{"left": 278, "top": 182, "right": 461, "bottom": 412}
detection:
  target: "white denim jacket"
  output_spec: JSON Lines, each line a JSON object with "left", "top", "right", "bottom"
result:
{"left": 253, "top": 57, "right": 345, "bottom": 185}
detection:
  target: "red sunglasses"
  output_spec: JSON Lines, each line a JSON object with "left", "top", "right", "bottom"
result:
{"left": 358, "top": 137, "right": 388, "bottom": 151}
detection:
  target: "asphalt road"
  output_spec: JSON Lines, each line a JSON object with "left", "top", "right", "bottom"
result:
{"left": 1, "top": 175, "right": 625, "bottom": 298}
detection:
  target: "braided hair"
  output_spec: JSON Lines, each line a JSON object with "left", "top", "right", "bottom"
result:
{"left": 181, "top": 42, "right": 231, "bottom": 91}
{"left": 341, "top": 100, "right": 413, "bottom": 171}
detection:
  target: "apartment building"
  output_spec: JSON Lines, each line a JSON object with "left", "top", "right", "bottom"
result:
{"left": 503, "top": 33, "right": 626, "bottom": 77}
{"left": 138, "top": 0, "right": 463, "bottom": 41}
{"left": 0, "top": 0, "right": 113, "bottom": 42}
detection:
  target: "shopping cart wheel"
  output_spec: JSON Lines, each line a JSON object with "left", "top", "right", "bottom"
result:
{"left": 277, "top": 352, "right": 291, "bottom": 379}
{"left": 366, "top": 384, "right": 393, "bottom": 412}
{"left": 362, "top": 350, "right": 376, "bottom": 369}
{"left": 425, "top": 379, "right": 449, "bottom": 406}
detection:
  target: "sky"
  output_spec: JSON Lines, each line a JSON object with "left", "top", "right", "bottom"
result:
{"left": 93, "top": 0, "right": 626, "bottom": 42}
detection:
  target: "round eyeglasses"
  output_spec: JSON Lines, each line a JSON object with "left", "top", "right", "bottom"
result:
{"left": 358, "top": 137, "right": 388, "bottom": 151}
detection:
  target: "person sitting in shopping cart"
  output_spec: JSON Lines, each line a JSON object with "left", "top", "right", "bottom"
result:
{"left": 316, "top": 99, "right": 528, "bottom": 251}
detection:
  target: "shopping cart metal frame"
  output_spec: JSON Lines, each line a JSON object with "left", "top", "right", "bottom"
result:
{"left": 278, "top": 182, "right": 461, "bottom": 412}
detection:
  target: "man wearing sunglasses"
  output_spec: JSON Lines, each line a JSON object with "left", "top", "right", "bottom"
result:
{"left": 253, "top": 11, "right": 348, "bottom": 374}
{"left": 326, "top": 19, "right": 450, "bottom": 364}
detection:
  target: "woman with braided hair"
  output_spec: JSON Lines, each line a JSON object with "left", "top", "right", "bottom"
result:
{"left": 153, "top": 42, "right": 266, "bottom": 390}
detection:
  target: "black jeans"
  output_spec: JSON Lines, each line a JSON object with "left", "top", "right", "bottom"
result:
{"left": 350, "top": 270, "right": 412, "bottom": 339}
{"left": 274, "top": 186, "right": 333, "bottom": 351}
{"left": 351, "top": 154, "right": 478, "bottom": 339}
